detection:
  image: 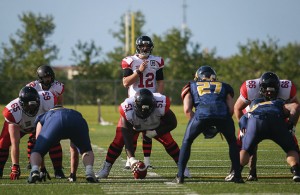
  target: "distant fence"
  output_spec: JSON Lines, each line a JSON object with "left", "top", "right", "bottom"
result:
{"left": 0, "top": 80, "right": 191, "bottom": 106}
{"left": 2, "top": 79, "right": 272, "bottom": 106}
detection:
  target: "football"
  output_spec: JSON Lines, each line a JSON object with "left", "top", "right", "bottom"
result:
{"left": 131, "top": 161, "right": 147, "bottom": 179}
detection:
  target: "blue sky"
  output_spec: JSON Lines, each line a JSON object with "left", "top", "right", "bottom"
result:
{"left": 1, "top": 0, "right": 299, "bottom": 65}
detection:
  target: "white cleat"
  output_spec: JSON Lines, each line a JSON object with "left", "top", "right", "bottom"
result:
{"left": 96, "top": 162, "right": 112, "bottom": 178}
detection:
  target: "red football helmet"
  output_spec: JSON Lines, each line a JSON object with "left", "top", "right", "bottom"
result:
{"left": 131, "top": 161, "right": 147, "bottom": 179}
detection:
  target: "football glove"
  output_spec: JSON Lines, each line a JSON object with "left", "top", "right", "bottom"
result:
{"left": 145, "top": 130, "right": 157, "bottom": 138}
{"left": 67, "top": 173, "right": 77, "bottom": 182}
{"left": 10, "top": 164, "right": 21, "bottom": 180}
{"left": 39, "top": 167, "right": 51, "bottom": 182}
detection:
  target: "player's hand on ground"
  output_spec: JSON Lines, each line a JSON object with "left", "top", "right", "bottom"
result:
{"left": 67, "top": 173, "right": 77, "bottom": 182}
{"left": 39, "top": 167, "right": 51, "bottom": 181}
{"left": 10, "top": 164, "right": 21, "bottom": 180}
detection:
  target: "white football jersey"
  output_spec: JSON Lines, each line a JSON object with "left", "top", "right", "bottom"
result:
{"left": 240, "top": 78, "right": 295, "bottom": 112}
{"left": 119, "top": 93, "right": 170, "bottom": 131}
{"left": 121, "top": 55, "right": 164, "bottom": 97}
{"left": 2, "top": 91, "right": 56, "bottom": 133}
{"left": 26, "top": 80, "right": 64, "bottom": 97}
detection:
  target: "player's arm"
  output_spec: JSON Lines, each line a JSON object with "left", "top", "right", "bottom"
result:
{"left": 122, "top": 60, "right": 148, "bottom": 88}
{"left": 226, "top": 94, "right": 235, "bottom": 116}
{"left": 120, "top": 116, "right": 135, "bottom": 158}
{"left": 156, "top": 68, "right": 164, "bottom": 94}
{"left": 234, "top": 97, "right": 249, "bottom": 120}
{"left": 8, "top": 123, "right": 21, "bottom": 165}
{"left": 284, "top": 102, "right": 300, "bottom": 127}
{"left": 183, "top": 92, "right": 194, "bottom": 120}
{"left": 155, "top": 109, "right": 177, "bottom": 135}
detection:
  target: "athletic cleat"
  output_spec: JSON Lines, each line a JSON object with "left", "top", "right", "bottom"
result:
{"left": 291, "top": 166, "right": 300, "bottom": 182}
{"left": 184, "top": 167, "right": 191, "bottom": 178}
{"left": 27, "top": 170, "right": 40, "bottom": 184}
{"left": 225, "top": 171, "right": 235, "bottom": 181}
{"left": 86, "top": 175, "right": 99, "bottom": 183}
{"left": 147, "top": 165, "right": 154, "bottom": 170}
{"left": 246, "top": 174, "right": 258, "bottom": 181}
{"left": 173, "top": 175, "right": 184, "bottom": 184}
{"left": 232, "top": 177, "right": 245, "bottom": 183}
{"left": 55, "top": 169, "right": 66, "bottom": 179}
{"left": 96, "top": 162, "right": 112, "bottom": 178}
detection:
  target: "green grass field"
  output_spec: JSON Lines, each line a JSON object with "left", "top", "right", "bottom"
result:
{"left": 0, "top": 105, "right": 300, "bottom": 194}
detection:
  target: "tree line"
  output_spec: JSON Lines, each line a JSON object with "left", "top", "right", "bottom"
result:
{"left": 1, "top": 12, "right": 299, "bottom": 105}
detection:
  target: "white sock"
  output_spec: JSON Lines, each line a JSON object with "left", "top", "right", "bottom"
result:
{"left": 31, "top": 165, "right": 39, "bottom": 172}
{"left": 144, "top": 157, "right": 150, "bottom": 166}
{"left": 85, "top": 165, "right": 94, "bottom": 176}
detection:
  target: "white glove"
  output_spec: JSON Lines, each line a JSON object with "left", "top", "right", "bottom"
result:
{"left": 145, "top": 130, "right": 157, "bottom": 138}
{"left": 129, "top": 157, "right": 139, "bottom": 166}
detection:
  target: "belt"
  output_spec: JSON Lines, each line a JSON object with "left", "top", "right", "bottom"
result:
{"left": 249, "top": 114, "right": 282, "bottom": 119}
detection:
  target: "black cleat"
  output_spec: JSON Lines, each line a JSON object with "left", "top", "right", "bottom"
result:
{"left": 291, "top": 166, "right": 300, "bottom": 182}
{"left": 86, "top": 176, "right": 99, "bottom": 183}
{"left": 55, "top": 169, "right": 66, "bottom": 179}
{"left": 28, "top": 170, "right": 40, "bottom": 184}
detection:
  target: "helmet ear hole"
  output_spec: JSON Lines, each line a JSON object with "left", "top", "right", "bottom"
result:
{"left": 133, "top": 89, "right": 156, "bottom": 119}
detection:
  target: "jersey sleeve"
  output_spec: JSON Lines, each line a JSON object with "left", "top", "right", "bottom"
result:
{"left": 2, "top": 107, "right": 17, "bottom": 123}
{"left": 165, "top": 96, "right": 170, "bottom": 113}
{"left": 240, "top": 82, "right": 248, "bottom": 99}
{"left": 119, "top": 105, "right": 126, "bottom": 118}
{"left": 181, "top": 82, "right": 191, "bottom": 100}
{"left": 158, "top": 57, "right": 164, "bottom": 68}
{"left": 121, "top": 57, "right": 133, "bottom": 69}
{"left": 225, "top": 83, "right": 234, "bottom": 98}
{"left": 290, "top": 82, "right": 297, "bottom": 98}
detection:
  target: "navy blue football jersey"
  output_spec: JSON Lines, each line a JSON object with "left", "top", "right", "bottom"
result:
{"left": 189, "top": 81, "right": 234, "bottom": 119}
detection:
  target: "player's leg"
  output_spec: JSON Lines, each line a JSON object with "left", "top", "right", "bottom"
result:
{"left": 96, "top": 118, "right": 125, "bottom": 178}
{"left": 48, "top": 142, "right": 65, "bottom": 178}
{"left": 0, "top": 122, "right": 12, "bottom": 178}
{"left": 247, "top": 147, "right": 258, "bottom": 181}
{"left": 142, "top": 132, "right": 153, "bottom": 169}
{"left": 26, "top": 133, "right": 36, "bottom": 169}
{"left": 219, "top": 118, "right": 244, "bottom": 183}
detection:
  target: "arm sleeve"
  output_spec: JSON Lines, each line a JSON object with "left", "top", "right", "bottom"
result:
{"left": 156, "top": 68, "right": 164, "bottom": 80}
{"left": 155, "top": 109, "right": 177, "bottom": 135}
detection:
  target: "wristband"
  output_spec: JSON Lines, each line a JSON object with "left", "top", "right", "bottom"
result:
{"left": 134, "top": 69, "right": 142, "bottom": 75}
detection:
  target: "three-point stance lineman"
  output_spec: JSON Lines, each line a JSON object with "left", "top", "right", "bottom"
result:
{"left": 28, "top": 107, "right": 98, "bottom": 183}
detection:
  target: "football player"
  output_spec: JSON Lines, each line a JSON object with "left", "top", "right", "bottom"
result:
{"left": 26, "top": 65, "right": 66, "bottom": 179}
{"left": 175, "top": 66, "right": 244, "bottom": 184}
{"left": 0, "top": 87, "right": 56, "bottom": 180}
{"left": 225, "top": 72, "right": 300, "bottom": 181}
{"left": 98, "top": 35, "right": 165, "bottom": 173}
{"left": 97, "top": 89, "right": 190, "bottom": 179}
{"left": 28, "top": 106, "right": 98, "bottom": 183}
{"left": 238, "top": 89, "right": 300, "bottom": 182}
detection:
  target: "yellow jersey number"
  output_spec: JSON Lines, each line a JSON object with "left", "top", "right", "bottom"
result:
{"left": 196, "top": 82, "right": 222, "bottom": 96}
